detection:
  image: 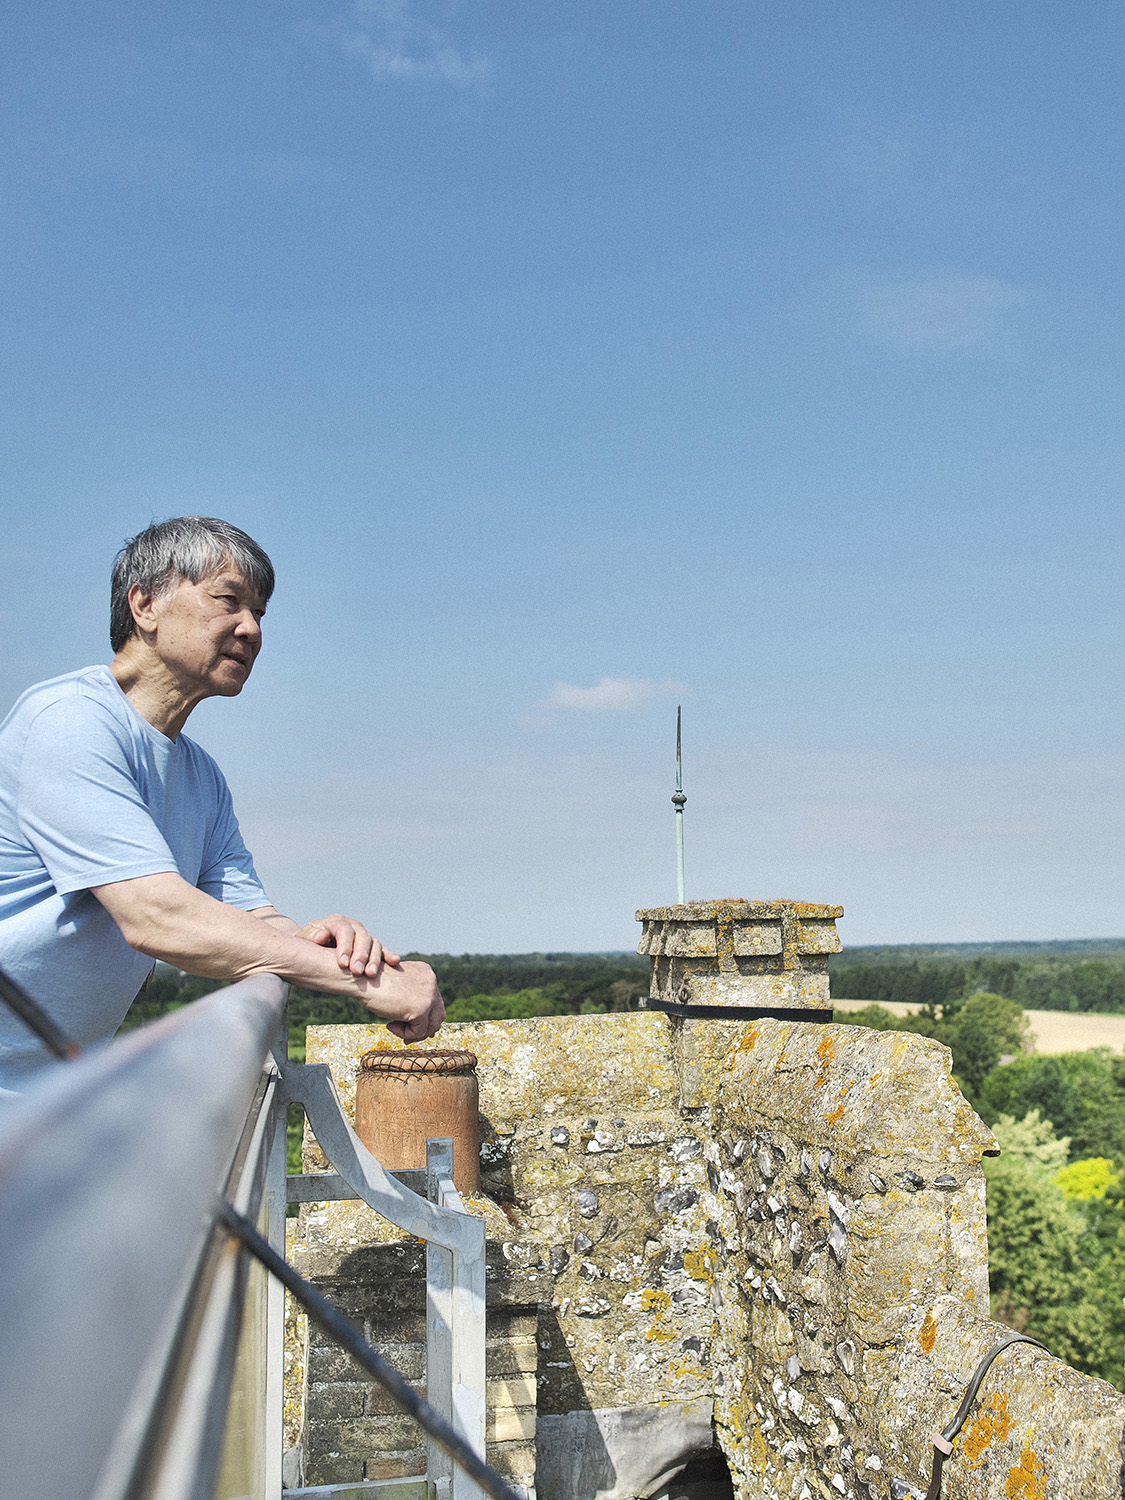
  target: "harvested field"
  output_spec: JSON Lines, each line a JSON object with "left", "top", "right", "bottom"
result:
{"left": 833, "top": 998, "right": 1125, "bottom": 1056}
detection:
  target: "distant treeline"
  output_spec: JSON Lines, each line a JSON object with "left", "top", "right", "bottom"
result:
{"left": 403, "top": 951, "right": 647, "bottom": 1003}
{"left": 838, "top": 938, "right": 1125, "bottom": 963}
{"left": 829, "top": 949, "right": 1125, "bottom": 1016}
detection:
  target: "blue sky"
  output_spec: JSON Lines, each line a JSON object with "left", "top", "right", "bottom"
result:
{"left": 2, "top": 2, "right": 1124, "bottom": 951}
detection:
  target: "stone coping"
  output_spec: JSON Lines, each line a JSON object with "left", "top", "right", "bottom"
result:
{"left": 635, "top": 898, "right": 844, "bottom": 921}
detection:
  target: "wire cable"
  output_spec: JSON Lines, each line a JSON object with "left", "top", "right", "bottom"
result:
{"left": 923, "top": 1333, "right": 1050, "bottom": 1500}
{"left": 0, "top": 965, "right": 80, "bottom": 1060}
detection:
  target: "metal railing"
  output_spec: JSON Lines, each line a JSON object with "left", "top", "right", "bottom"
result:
{"left": 0, "top": 974, "right": 502, "bottom": 1500}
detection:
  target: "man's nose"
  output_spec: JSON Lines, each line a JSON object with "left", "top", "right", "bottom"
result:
{"left": 235, "top": 611, "right": 262, "bottom": 645}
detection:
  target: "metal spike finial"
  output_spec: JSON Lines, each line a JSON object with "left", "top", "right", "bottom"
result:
{"left": 672, "top": 706, "right": 686, "bottom": 903}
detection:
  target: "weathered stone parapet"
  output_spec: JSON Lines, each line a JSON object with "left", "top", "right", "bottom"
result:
{"left": 636, "top": 899, "right": 842, "bottom": 1011}
{"left": 290, "top": 1011, "right": 1125, "bottom": 1500}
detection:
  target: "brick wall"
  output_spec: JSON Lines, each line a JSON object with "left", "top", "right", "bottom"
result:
{"left": 292, "top": 1230, "right": 541, "bottom": 1490}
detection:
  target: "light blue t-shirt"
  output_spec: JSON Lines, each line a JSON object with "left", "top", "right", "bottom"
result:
{"left": 0, "top": 665, "right": 268, "bottom": 1089}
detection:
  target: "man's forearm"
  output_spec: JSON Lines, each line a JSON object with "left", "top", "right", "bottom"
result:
{"left": 252, "top": 906, "right": 302, "bottom": 937}
{"left": 91, "top": 873, "right": 443, "bottom": 1036}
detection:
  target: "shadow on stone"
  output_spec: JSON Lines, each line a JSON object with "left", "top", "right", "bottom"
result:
{"left": 535, "top": 1399, "right": 715, "bottom": 1500}
{"left": 534, "top": 1303, "right": 593, "bottom": 1416}
{"left": 648, "top": 1449, "right": 734, "bottom": 1500}
{"left": 478, "top": 1111, "right": 516, "bottom": 1200}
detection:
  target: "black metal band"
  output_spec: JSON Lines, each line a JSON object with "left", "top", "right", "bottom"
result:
{"left": 645, "top": 998, "right": 835, "bottom": 1023}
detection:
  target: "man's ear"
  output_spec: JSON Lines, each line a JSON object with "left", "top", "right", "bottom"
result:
{"left": 127, "top": 583, "right": 160, "bottom": 637}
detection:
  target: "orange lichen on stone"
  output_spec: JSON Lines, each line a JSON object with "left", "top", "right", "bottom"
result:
{"left": 919, "top": 1311, "right": 937, "bottom": 1353}
{"left": 814, "top": 1034, "right": 838, "bottom": 1085}
{"left": 722, "top": 1402, "right": 747, "bottom": 1442}
{"left": 749, "top": 1427, "right": 770, "bottom": 1474}
{"left": 642, "top": 1287, "right": 677, "bottom": 1343}
{"left": 960, "top": 1392, "right": 1014, "bottom": 1464}
{"left": 685, "top": 1244, "right": 718, "bottom": 1283}
{"left": 646, "top": 1319, "right": 677, "bottom": 1344}
{"left": 824, "top": 1101, "right": 846, "bottom": 1124}
{"left": 735, "top": 1024, "right": 761, "bottom": 1055}
{"left": 1005, "top": 1448, "right": 1045, "bottom": 1499}
{"left": 637, "top": 1288, "right": 671, "bottom": 1312}
{"left": 365, "top": 1034, "right": 400, "bottom": 1052}
{"left": 667, "top": 1350, "right": 705, "bottom": 1380}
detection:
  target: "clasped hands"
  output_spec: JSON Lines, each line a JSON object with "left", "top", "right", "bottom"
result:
{"left": 298, "top": 913, "right": 401, "bottom": 976}
{"left": 297, "top": 914, "right": 445, "bottom": 1043}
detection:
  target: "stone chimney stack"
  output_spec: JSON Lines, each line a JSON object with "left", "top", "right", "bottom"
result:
{"left": 635, "top": 898, "right": 842, "bottom": 1020}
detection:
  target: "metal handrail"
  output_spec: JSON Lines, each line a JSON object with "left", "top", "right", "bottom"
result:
{"left": 0, "top": 972, "right": 289, "bottom": 1499}
{"left": 0, "top": 971, "right": 498, "bottom": 1500}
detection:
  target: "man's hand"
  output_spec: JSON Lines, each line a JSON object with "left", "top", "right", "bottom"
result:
{"left": 298, "top": 914, "right": 402, "bottom": 977}
{"left": 368, "top": 960, "right": 446, "bottom": 1042}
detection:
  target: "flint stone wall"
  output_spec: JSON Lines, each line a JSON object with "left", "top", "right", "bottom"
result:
{"left": 290, "top": 1013, "right": 1125, "bottom": 1500}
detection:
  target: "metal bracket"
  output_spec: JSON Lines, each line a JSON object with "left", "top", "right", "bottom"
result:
{"left": 279, "top": 1057, "right": 487, "bottom": 1500}
{"left": 287, "top": 1169, "right": 427, "bottom": 1203}
{"left": 279, "top": 1060, "right": 481, "bottom": 1253}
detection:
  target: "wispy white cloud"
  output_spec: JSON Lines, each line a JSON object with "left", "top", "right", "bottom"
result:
{"left": 338, "top": 0, "right": 491, "bottom": 88}
{"left": 862, "top": 274, "right": 1023, "bottom": 352}
{"left": 543, "top": 676, "right": 682, "bottom": 715}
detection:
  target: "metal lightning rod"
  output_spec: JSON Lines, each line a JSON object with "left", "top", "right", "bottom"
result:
{"left": 672, "top": 706, "right": 686, "bottom": 903}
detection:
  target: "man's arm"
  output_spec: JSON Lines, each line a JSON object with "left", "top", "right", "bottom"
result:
{"left": 91, "top": 873, "right": 444, "bottom": 1042}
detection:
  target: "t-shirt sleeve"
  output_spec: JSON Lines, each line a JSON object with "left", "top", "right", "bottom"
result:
{"left": 16, "top": 699, "right": 181, "bottom": 895}
{"left": 196, "top": 767, "right": 269, "bottom": 911}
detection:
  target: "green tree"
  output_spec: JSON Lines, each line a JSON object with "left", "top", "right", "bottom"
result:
{"left": 933, "top": 993, "right": 1027, "bottom": 1106}
{"left": 978, "top": 1050, "right": 1125, "bottom": 1165}
{"left": 444, "top": 988, "right": 565, "bottom": 1022}
{"left": 947, "top": 1014, "right": 1001, "bottom": 1103}
{"left": 983, "top": 1113, "right": 1121, "bottom": 1380}
{"left": 956, "top": 991, "right": 1030, "bottom": 1057}
{"left": 1055, "top": 1158, "right": 1121, "bottom": 1202}
{"left": 979, "top": 1055, "right": 1085, "bottom": 1142}
{"left": 1069, "top": 961, "right": 1125, "bottom": 1013}
{"left": 991, "top": 1109, "right": 1070, "bottom": 1172}
{"left": 965, "top": 958, "right": 1022, "bottom": 999}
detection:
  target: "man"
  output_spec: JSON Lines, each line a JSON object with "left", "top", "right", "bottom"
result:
{"left": 0, "top": 516, "right": 444, "bottom": 1093}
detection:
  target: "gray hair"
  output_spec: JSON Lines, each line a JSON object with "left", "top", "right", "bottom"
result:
{"left": 110, "top": 516, "right": 275, "bottom": 653}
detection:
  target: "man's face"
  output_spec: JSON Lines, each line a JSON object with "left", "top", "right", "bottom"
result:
{"left": 143, "top": 567, "right": 265, "bottom": 700}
